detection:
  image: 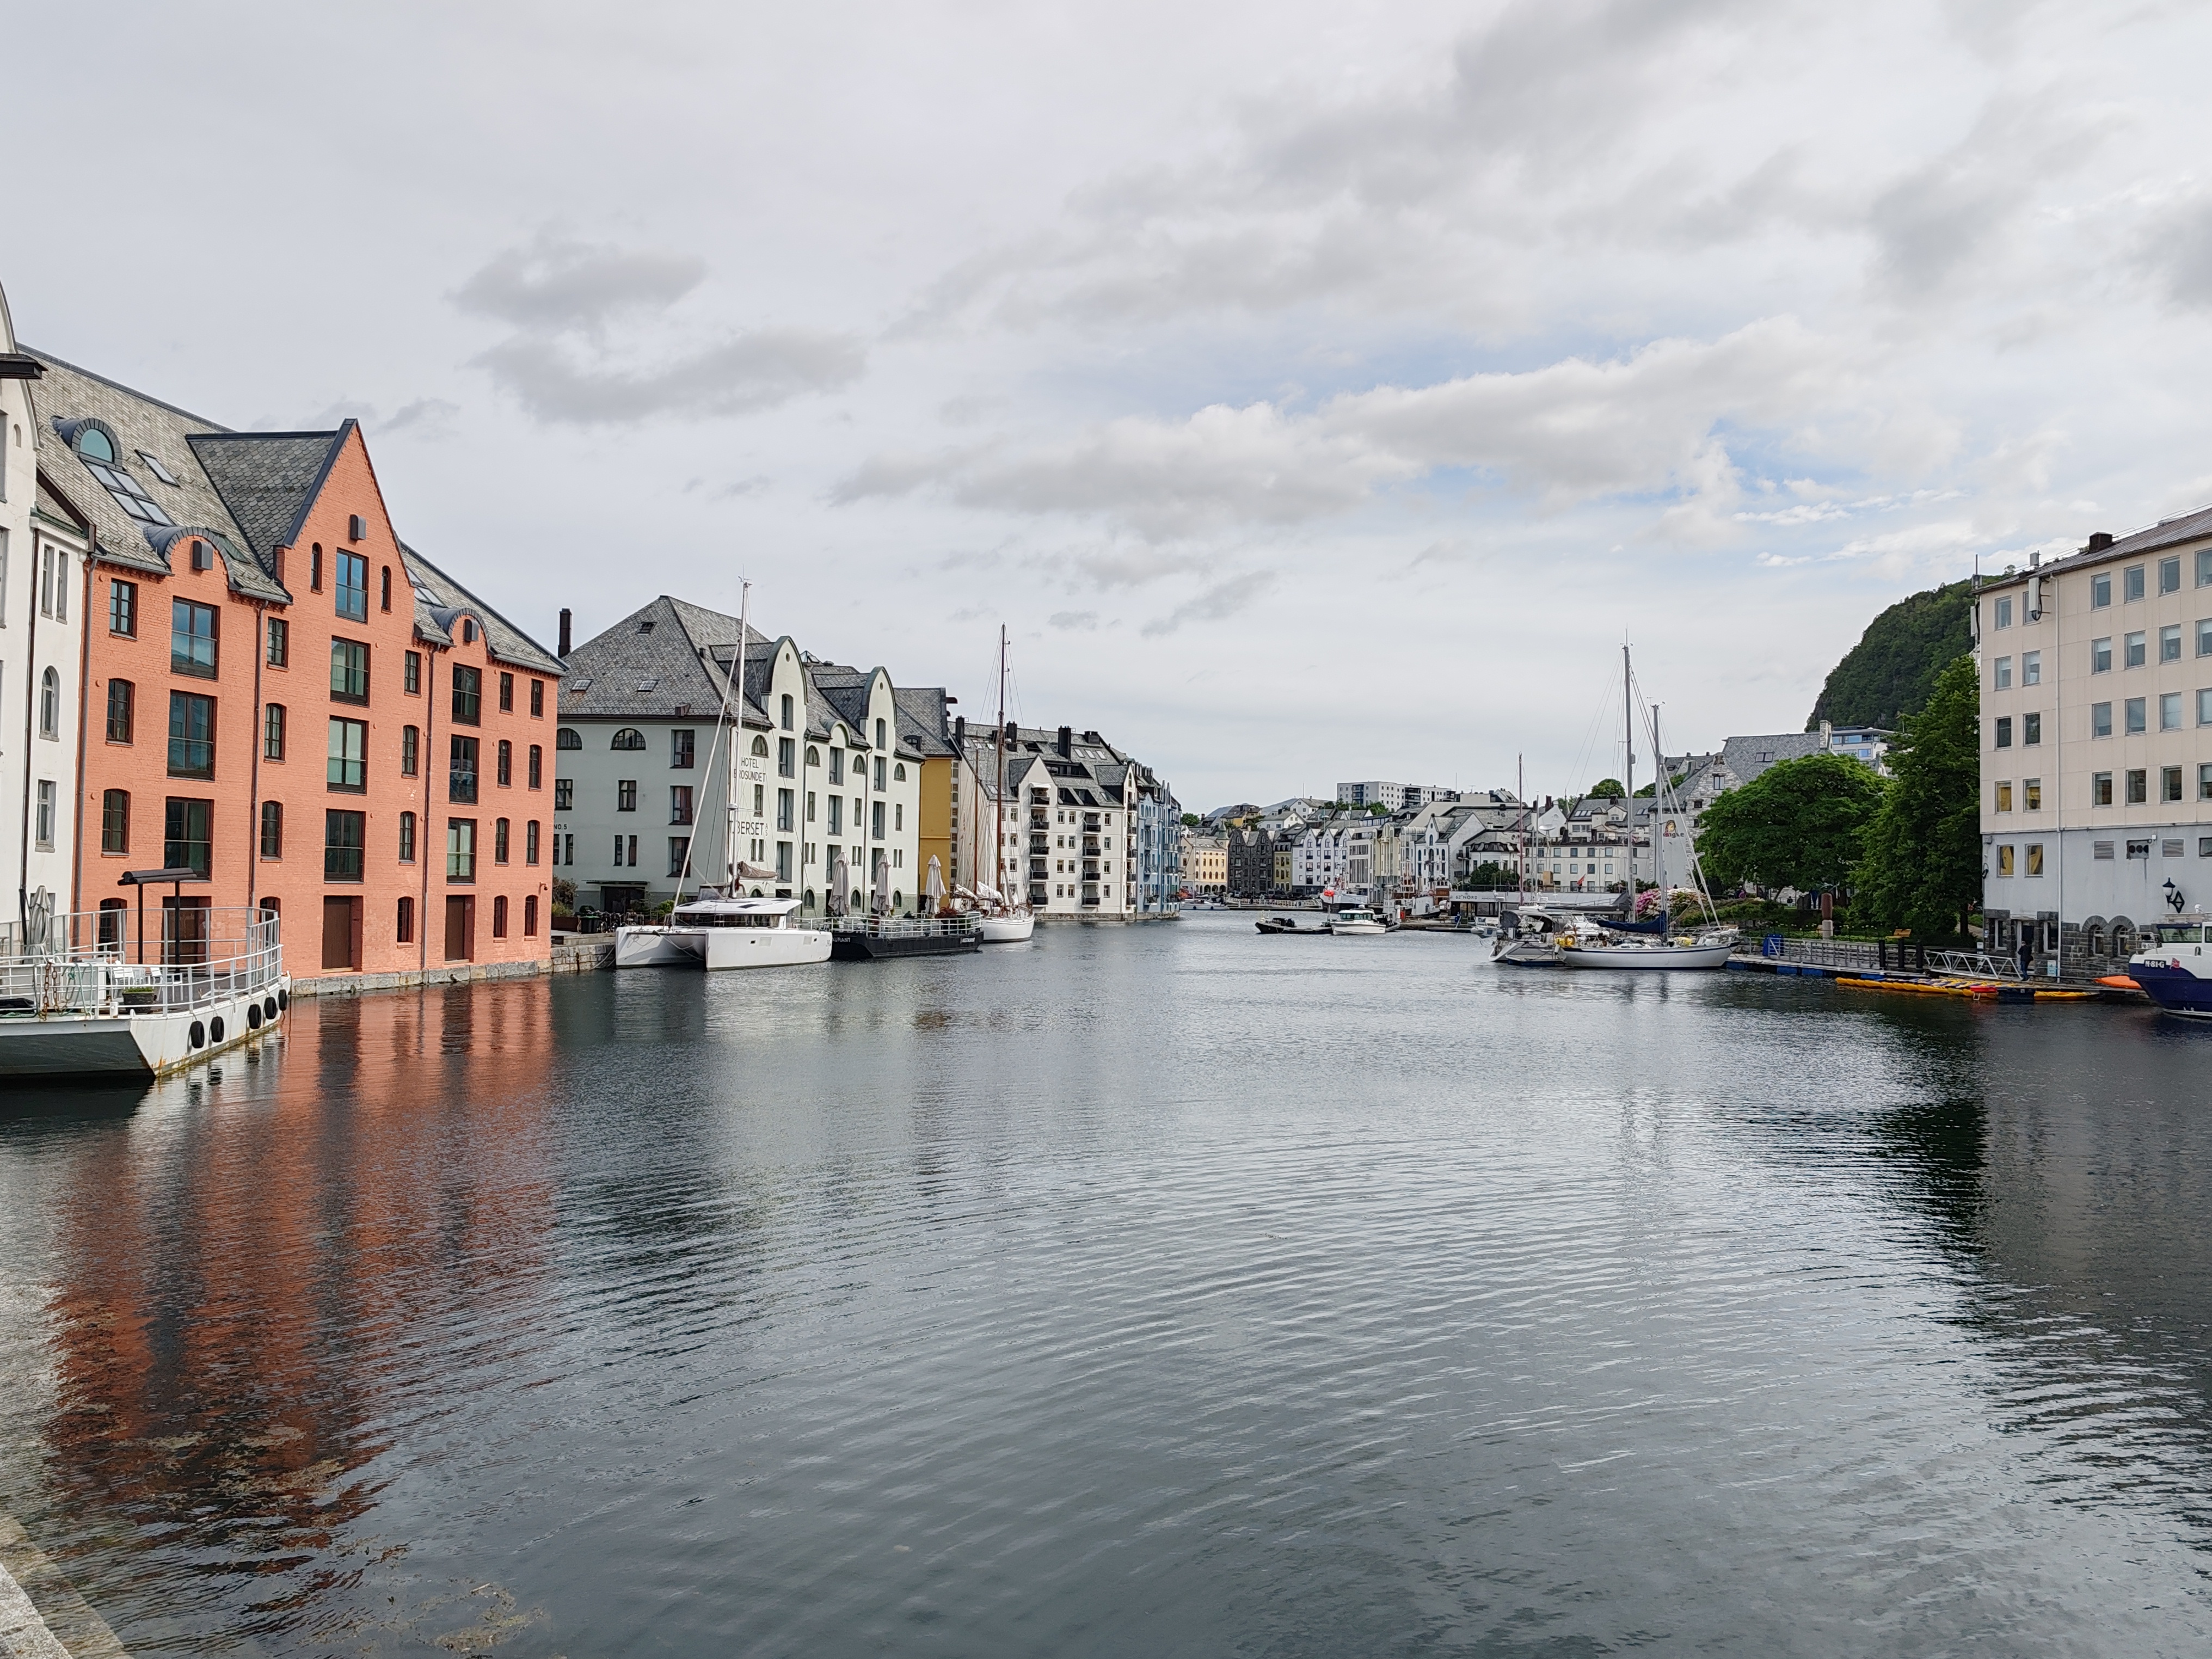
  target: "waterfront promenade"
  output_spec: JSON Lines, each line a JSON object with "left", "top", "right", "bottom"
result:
{"left": 4, "top": 918, "right": 2212, "bottom": 1656}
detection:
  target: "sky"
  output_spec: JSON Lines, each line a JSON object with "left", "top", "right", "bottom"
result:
{"left": 11, "top": 1, "right": 2212, "bottom": 810}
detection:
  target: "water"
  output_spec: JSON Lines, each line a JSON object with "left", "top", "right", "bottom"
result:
{"left": 4, "top": 916, "right": 2212, "bottom": 1657}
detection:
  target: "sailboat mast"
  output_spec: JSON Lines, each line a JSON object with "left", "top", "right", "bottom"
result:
{"left": 734, "top": 581, "right": 748, "bottom": 889}
{"left": 1517, "top": 752, "right": 1526, "bottom": 896}
{"left": 1622, "top": 643, "right": 1635, "bottom": 892}
{"left": 993, "top": 625, "right": 1007, "bottom": 901}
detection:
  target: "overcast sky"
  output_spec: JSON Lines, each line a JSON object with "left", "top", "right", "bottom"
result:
{"left": 13, "top": 2, "right": 2212, "bottom": 808}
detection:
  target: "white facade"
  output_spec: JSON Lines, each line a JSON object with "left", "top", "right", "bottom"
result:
{"left": 0, "top": 285, "right": 83, "bottom": 945}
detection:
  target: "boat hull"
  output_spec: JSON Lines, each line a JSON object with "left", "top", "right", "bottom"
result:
{"left": 679, "top": 928, "right": 831, "bottom": 969}
{"left": 613, "top": 926, "right": 691, "bottom": 968}
{"left": 1557, "top": 940, "right": 1735, "bottom": 970}
{"left": 1329, "top": 921, "right": 1387, "bottom": 935}
{"left": 0, "top": 980, "right": 289, "bottom": 1078}
{"left": 2128, "top": 956, "right": 2212, "bottom": 1017}
{"left": 979, "top": 914, "right": 1035, "bottom": 943}
{"left": 831, "top": 929, "right": 982, "bottom": 960}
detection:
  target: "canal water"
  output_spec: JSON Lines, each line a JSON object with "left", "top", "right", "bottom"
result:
{"left": 3, "top": 916, "right": 2211, "bottom": 1657}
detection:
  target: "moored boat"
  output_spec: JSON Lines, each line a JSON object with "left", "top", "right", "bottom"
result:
{"left": 830, "top": 915, "right": 983, "bottom": 960}
{"left": 617, "top": 892, "right": 831, "bottom": 970}
{"left": 1328, "top": 907, "right": 1388, "bottom": 936}
{"left": 2128, "top": 923, "right": 2212, "bottom": 1017}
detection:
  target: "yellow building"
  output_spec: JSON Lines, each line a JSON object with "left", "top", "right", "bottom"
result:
{"left": 896, "top": 689, "right": 986, "bottom": 906}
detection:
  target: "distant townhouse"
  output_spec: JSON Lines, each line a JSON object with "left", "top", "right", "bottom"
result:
{"left": 900, "top": 692, "right": 988, "bottom": 902}
{"left": 1335, "top": 780, "right": 1455, "bottom": 811}
{"left": 1226, "top": 824, "right": 1274, "bottom": 896}
{"left": 33, "top": 348, "right": 560, "bottom": 981}
{"left": 1187, "top": 833, "right": 1227, "bottom": 895}
{"left": 964, "top": 723, "right": 1176, "bottom": 919}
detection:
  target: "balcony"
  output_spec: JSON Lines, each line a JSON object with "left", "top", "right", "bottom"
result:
{"left": 1029, "top": 834, "right": 1049, "bottom": 853}
{"left": 167, "top": 738, "right": 214, "bottom": 780}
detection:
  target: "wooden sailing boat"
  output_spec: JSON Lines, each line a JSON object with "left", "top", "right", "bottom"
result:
{"left": 979, "top": 625, "right": 1036, "bottom": 942}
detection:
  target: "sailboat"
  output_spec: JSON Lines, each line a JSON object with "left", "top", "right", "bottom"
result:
{"left": 1554, "top": 646, "right": 1736, "bottom": 972}
{"left": 979, "top": 625, "right": 1036, "bottom": 943}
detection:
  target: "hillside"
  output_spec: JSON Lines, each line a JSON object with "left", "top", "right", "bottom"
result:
{"left": 1807, "top": 579, "right": 1973, "bottom": 731}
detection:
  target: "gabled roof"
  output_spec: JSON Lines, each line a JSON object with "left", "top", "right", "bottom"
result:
{"left": 893, "top": 686, "right": 958, "bottom": 758}
{"left": 1719, "top": 732, "right": 1827, "bottom": 786}
{"left": 563, "top": 595, "right": 770, "bottom": 721}
{"left": 189, "top": 428, "right": 348, "bottom": 562}
{"left": 1982, "top": 504, "right": 2212, "bottom": 591}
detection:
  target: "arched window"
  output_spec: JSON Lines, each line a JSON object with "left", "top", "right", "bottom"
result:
{"left": 806, "top": 746, "right": 820, "bottom": 767}
{"left": 77, "top": 425, "right": 115, "bottom": 462}
{"left": 803, "top": 888, "right": 816, "bottom": 910}
{"left": 610, "top": 728, "right": 646, "bottom": 751}
{"left": 556, "top": 727, "right": 582, "bottom": 751}
{"left": 751, "top": 735, "right": 770, "bottom": 757}
{"left": 893, "top": 763, "right": 906, "bottom": 782}
{"left": 39, "top": 668, "right": 59, "bottom": 738}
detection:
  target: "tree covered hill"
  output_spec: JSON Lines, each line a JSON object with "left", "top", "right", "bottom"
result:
{"left": 1807, "top": 579, "right": 1973, "bottom": 731}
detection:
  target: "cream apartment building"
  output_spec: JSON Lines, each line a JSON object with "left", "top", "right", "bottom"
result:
{"left": 1977, "top": 512, "right": 2212, "bottom": 973}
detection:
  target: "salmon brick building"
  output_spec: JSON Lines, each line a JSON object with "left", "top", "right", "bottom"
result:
{"left": 32, "top": 351, "right": 563, "bottom": 985}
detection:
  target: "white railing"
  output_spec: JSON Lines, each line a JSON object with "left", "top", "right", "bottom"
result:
{"left": 0, "top": 908, "right": 284, "bottom": 1018}
{"left": 829, "top": 915, "right": 979, "bottom": 941}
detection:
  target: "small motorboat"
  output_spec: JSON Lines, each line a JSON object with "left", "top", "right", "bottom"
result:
{"left": 1328, "top": 907, "right": 1388, "bottom": 936}
{"left": 1255, "top": 914, "right": 1330, "bottom": 935}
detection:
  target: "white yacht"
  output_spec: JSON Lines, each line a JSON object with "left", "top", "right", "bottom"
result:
{"left": 1329, "top": 907, "right": 1388, "bottom": 935}
{"left": 616, "top": 893, "right": 830, "bottom": 970}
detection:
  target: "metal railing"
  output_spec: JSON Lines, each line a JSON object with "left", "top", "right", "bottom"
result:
{"left": 0, "top": 908, "right": 283, "bottom": 1018}
{"left": 829, "top": 915, "right": 978, "bottom": 940}
{"left": 1748, "top": 935, "right": 1884, "bottom": 970}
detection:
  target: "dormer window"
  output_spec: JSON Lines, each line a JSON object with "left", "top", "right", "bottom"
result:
{"left": 72, "top": 426, "right": 174, "bottom": 526}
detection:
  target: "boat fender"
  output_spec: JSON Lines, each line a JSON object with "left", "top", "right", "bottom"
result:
{"left": 210, "top": 1016, "right": 225, "bottom": 1044}
{"left": 264, "top": 996, "right": 278, "bottom": 1020}
{"left": 276, "top": 987, "right": 289, "bottom": 1012}
{"left": 188, "top": 1021, "right": 206, "bottom": 1049}
{"left": 247, "top": 1003, "right": 263, "bottom": 1030}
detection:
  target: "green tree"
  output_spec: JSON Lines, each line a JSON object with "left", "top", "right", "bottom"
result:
{"left": 1853, "top": 653, "right": 1982, "bottom": 941}
{"left": 1696, "top": 752, "right": 1885, "bottom": 895}
{"left": 1181, "top": 812, "right": 1202, "bottom": 827}
{"left": 1808, "top": 579, "right": 1972, "bottom": 730}
{"left": 1588, "top": 778, "right": 1626, "bottom": 798}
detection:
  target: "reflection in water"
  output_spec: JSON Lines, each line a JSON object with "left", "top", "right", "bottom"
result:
{"left": 5, "top": 936, "right": 2212, "bottom": 1656}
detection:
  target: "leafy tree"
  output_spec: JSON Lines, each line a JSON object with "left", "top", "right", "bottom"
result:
{"left": 1588, "top": 778, "right": 1626, "bottom": 798}
{"left": 1695, "top": 752, "right": 1885, "bottom": 895}
{"left": 1808, "top": 579, "right": 1972, "bottom": 730}
{"left": 1461, "top": 861, "right": 1520, "bottom": 890}
{"left": 1853, "top": 653, "right": 1982, "bottom": 941}
{"left": 1180, "top": 812, "right": 1202, "bottom": 827}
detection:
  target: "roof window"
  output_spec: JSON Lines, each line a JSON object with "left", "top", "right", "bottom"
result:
{"left": 81, "top": 454, "right": 174, "bottom": 527}
{"left": 638, "top": 619, "right": 656, "bottom": 634}
{"left": 137, "top": 450, "right": 181, "bottom": 486}
{"left": 74, "top": 425, "right": 115, "bottom": 462}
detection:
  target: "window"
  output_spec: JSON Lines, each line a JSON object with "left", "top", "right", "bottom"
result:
{"left": 330, "top": 638, "right": 370, "bottom": 703}
{"left": 1994, "top": 656, "right": 2012, "bottom": 689}
{"left": 2092, "top": 637, "right": 2112, "bottom": 673}
{"left": 2025, "top": 778, "right": 2042, "bottom": 811}
{"left": 452, "top": 663, "right": 482, "bottom": 724}
{"left": 2092, "top": 702, "right": 2112, "bottom": 738}
{"left": 618, "top": 779, "right": 637, "bottom": 812}
{"left": 495, "top": 818, "right": 511, "bottom": 863}
{"left": 266, "top": 616, "right": 288, "bottom": 667}
{"left": 2093, "top": 771, "right": 2113, "bottom": 806}
{"left": 528, "top": 744, "right": 542, "bottom": 789}
{"left": 2026, "top": 844, "right": 2044, "bottom": 877}
{"left": 668, "top": 837, "right": 691, "bottom": 877}
{"left": 558, "top": 727, "right": 582, "bottom": 750}
{"left": 2125, "top": 697, "right": 2147, "bottom": 734}
{"left": 498, "top": 671, "right": 514, "bottom": 713}
{"left": 401, "top": 724, "right": 419, "bottom": 776}
{"left": 400, "top": 810, "right": 417, "bottom": 863}
{"left": 101, "top": 789, "right": 128, "bottom": 855}
{"left": 325, "top": 809, "right": 366, "bottom": 880}
{"left": 751, "top": 735, "right": 770, "bottom": 758}
{"left": 263, "top": 703, "right": 286, "bottom": 760}
{"left": 168, "top": 691, "right": 216, "bottom": 778}
{"left": 2022, "top": 650, "right": 2040, "bottom": 685}
{"left": 875, "top": 718, "right": 886, "bottom": 749}
{"left": 2164, "top": 556, "right": 2184, "bottom": 594}
{"left": 2091, "top": 573, "right": 2111, "bottom": 608}
{"left": 2162, "top": 692, "right": 2184, "bottom": 730}
{"left": 328, "top": 717, "right": 368, "bottom": 790}
{"left": 554, "top": 778, "right": 574, "bottom": 810}
{"left": 2126, "top": 631, "right": 2147, "bottom": 668}
{"left": 107, "top": 678, "right": 134, "bottom": 743}
{"left": 874, "top": 756, "right": 887, "bottom": 790}
{"left": 895, "top": 802, "right": 904, "bottom": 831}
{"left": 777, "top": 788, "right": 794, "bottom": 832}
{"left": 260, "top": 800, "right": 284, "bottom": 859}
{"left": 610, "top": 727, "right": 644, "bottom": 750}
{"left": 779, "top": 737, "right": 796, "bottom": 777}
{"left": 872, "top": 800, "right": 886, "bottom": 839}
{"left": 2023, "top": 711, "right": 2041, "bottom": 745}
{"left": 2164, "top": 765, "right": 2185, "bottom": 803}
{"left": 671, "top": 785, "right": 693, "bottom": 825}
{"left": 447, "top": 819, "right": 477, "bottom": 881}
{"left": 2201, "top": 550, "right": 2212, "bottom": 587}
{"left": 2125, "top": 564, "right": 2146, "bottom": 602}
{"left": 1995, "top": 595, "right": 2014, "bottom": 628}
{"left": 894, "top": 763, "right": 906, "bottom": 783}
{"left": 493, "top": 895, "right": 509, "bottom": 938}
{"left": 403, "top": 650, "right": 421, "bottom": 695}
{"left": 335, "top": 550, "right": 368, "bottom": 621}
{"left": 2203, "top": 764, "right": 2212, "bottom": 801}
{"left": 777, "top": 841, "right": 792, "bottom": 882}
{"left": 828, "top": 795, "right": 843, "bottom": 835}
{"left": 805, "top": 790, "right": 816, "bottom": 823}
{"left": 781, "top": 693, "right": 794, "bottom": 730}
{"left": 2164, "top": 624, "right": 2184, "bottom": 663}
{"left": 450, "top": 734, "right": 479, "bottom": 802}
{"left": 110, "top": 579, "right": 137, "bottom": 636}
{"left": 496, "top": 739, "right": 513, "bottom": 787}
{"left": 2128, "top": 768, "right": 2148, "bottom": 804}
{"left": 530, "top": 679, "right": 544, "bottom": 717}
{"left": 829, "top": 748, "right": 844, "bottom": 784}
{"left": 397, "top": 895, "right": 415, "bottom": 944}
{"left": 1996, "top": 845, "right": 2014, "bottom": 877}
{"left": 1995, "top": 782, "right": 2013, "bottom": 813}
{"left": 164, "top": 797, "right": 212, "bottom": 877}
{"left": 526, "top": 820, "right": 540, "bottom": 864}
{"left": 380, "top": 565, "right": 392, "bottom": 613}
{"left": 172, "top": 599, "right": 219, "bottom": 677}
{"left": 1994, "top": 716, "right": 2013, "bottom": 748}
{"left": 672, "top": 728, "right": 695, "bottom": 769}
{"left": 524, "top": 895, "right": 538, "bottom": 937}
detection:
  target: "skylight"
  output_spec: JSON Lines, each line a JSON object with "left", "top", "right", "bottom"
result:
{"left": 81, "top": 457, "right": 174, "bottom": 527}
{"left": 636, "top": 677, "right": 659, "bottom": 692}
{"left": 137, "top": 450, "right": 181, "bottom": 486}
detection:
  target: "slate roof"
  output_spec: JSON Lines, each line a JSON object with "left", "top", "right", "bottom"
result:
{"left": 189, "top": 429, "right": 346, "bottom": 562}
{"left": 1719, "top": 732, "right": 1827, "bottom": 787}
{"left": 893, "top": 686, "right": 958, "bottom": 758}
{"left": 402, "top": 543, "right": 564, "bottom": 675}
{"left": 563, "top": 595, "right": 771, "bottom": 722}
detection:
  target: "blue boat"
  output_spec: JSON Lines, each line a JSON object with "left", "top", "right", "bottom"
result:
{"left": 2128, "top": 924, "right": 2212, "bottom": 1018}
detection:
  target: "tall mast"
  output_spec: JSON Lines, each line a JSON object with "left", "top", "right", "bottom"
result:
{"left": 1516, "top": 752, "right": 1526, "bottom": 896}
{"left": 1622, "top": 642, "right": 1635, "bottom": 892}
{"left": 733, "top": 580, "right": 748, "bottom": 887}
{"left": 993, "top": 625, "right": 1007, "bottom": 904}
{"left": 1650, "top": 701, "right": 1665, "bottom": 915}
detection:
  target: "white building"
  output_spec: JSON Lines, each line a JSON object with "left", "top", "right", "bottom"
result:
{"left": 967, "top": 723, "right": 1176, "bottom": 919}
{"left": 0, "top": 286, "right": 85, "bottom": 946}
{"left": 1336, "top": 780, "right": 1455, "bottom": 811}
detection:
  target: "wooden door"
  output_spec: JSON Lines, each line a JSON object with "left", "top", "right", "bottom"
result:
{"left": 321, "top": 896, "right": 359, "bottom": 970}
{"left": 444, "top": 895, "right": 475, "bottom": 962}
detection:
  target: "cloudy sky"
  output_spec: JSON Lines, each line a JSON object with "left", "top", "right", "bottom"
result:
{"left": 12, "top": 1, "right": 2212, "bottom": 808}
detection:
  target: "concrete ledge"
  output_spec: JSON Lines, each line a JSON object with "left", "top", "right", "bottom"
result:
{"left": 552, "top": 939, "right": 614, "bottom": 973}
{"left": 0, "top": 1516, "right": 128, "bottom": 1659}
{"left": 291, "top": 955, "right": 551, "bottom": 999}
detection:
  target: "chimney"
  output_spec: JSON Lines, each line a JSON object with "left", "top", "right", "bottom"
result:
{"left": 1058, "top": 724, "right": 1073, "bottom": 757}
{"left": 1005, "top": 720, "right": 1018, "bottom": 746}
{"left": 2086, "top": 531, "right": 2114, "bottom": 553}
{"left": 558, "top": 607, "right": 572, "bottom": 657}
{"left": 954, "top": 715, "right": 966, "bottom": 747}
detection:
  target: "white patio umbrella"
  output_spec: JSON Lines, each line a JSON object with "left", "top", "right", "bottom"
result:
{"left": 925, "top": 856, "right": 945, "bottom": 910}
{"left": 830, "top": 857, "right": 849, "bottom": 915}
{"left": 874, "top": 853, "right": 893, "bottom": 914}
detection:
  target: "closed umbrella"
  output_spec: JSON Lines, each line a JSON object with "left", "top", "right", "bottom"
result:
{"left": 873, "top": 852, "right": 892, "bottom": 914}
{"left": 830, "top": 858, "right": 849, "bottom": 915}
{"left": 925, "top": 856, "right": 945, "bottom": 911}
